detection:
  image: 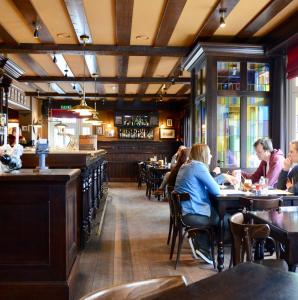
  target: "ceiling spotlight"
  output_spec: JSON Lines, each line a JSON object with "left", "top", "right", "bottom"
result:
{"left": 219, "top": 8, "right": 227, "bottom": 28}
{"left": 33, "top": 21, "right": 40, "bottom": 38}
{"left": 64, "top": 65, "right": 68, "bottom": 77}
{"left": 52, "top": 54, "right": 57, "bottom": 63}
{"left": 73, "top": 85, "right": 76, "bottom": 90}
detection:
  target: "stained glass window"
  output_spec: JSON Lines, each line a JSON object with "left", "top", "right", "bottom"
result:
{"left": 217, "top": 96, "right": 240, "bottom": 168}
{"left": 217, "top": 62, "right": 240, "bottom": 91}
{"left": 195, "top": 99, "right": 207, "bottom": 144}
{"left": 247, "top": 62, "right": 270, "bottom": 91}
{"left": 247, "top": 97, "right": 269, "bottom": 167}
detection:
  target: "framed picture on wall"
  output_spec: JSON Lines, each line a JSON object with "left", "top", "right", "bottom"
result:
{"left": 115, "top": 115, "right": 123, "bottom": 126}
{"left": 160, "top": 128, "right": 175, "bottom": 139}
{"left": 166, "top": 119, "right": 173, "bottom": 127}
{"left": 96, "top": 125, "right": 104, "bottom": 135}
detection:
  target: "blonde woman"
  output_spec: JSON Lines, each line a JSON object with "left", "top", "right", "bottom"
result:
{"left": 174, "top": 144, "right": 221, "bottom": 264}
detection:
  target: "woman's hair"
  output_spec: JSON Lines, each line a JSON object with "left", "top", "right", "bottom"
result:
{"left": 290, "top": 140, "right": 298, "bottom": 151}
{"left": 167, "top": 148, "right": 190, "bottom": 187}
{"left": 189, "top": 143, "right": 210, "bottom": 165}
{"left": 8, "top": 134, "right": 16, "bottom": 146}
{"left": 176, "top": 148, "right": 190, "bottom": 168}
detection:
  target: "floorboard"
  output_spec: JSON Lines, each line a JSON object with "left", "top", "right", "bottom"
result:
{"left": 74, "top": 182, "right": 229, "bottom": 299}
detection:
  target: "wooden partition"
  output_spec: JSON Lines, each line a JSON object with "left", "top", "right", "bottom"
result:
{"left": 0, "top": 169, "right": 80, "bottom": 300}
{"left": 21, "top": 150, "right": 107, "bottom": 248}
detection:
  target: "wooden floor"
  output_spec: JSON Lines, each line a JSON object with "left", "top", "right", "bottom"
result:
{"left": 74, "top": 182, "right": 228, "bottom": 299}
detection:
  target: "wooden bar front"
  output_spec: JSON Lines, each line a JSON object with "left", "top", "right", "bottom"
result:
{"left": 0, "top": 169, "right": 81, "bottom": 300}
{"left": 22, "top": 150, "right": 108, "bottom": 247}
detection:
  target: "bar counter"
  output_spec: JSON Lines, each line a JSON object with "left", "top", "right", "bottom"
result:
{"left": 0, "top": 169, "right": 81, "bottom": 300}
{"left": 22, "top": 149, "right": 108, "bottom": 248}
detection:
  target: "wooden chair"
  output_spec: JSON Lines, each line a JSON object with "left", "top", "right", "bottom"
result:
{"left": 229, "top": 212, "right": 287, "bottom": 271}
{"left": 239, "top": 196, "right": 283, "bottom": 212}
{"left": 147, "top": 167, "right": 163, "bottom": 200}
{"left": 166, "top": 185, "right": 174, "bottom": 245}
{"left": 137, "top": 162, "right": 147, "bottom": 189}
{"left": 170, "top": 191, "right": 216, "bottom": 269}
{"left": 239, "top": 196, "right": 283, "bottom": 257}
{"left": 80, "top": 275, "right": 187, "bottom": 300}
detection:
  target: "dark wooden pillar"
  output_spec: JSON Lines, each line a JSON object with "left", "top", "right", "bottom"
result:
{"left": 271, "top": 55, "right": 287, "bottom": 152}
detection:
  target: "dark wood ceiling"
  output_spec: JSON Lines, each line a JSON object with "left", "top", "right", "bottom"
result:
{"left": 0, "top": 0, "right": 297, "bottom": 104}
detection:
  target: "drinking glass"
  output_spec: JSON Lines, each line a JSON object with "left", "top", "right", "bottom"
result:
{"left": 243, "top": 179, "right": 252, "bottom": 192}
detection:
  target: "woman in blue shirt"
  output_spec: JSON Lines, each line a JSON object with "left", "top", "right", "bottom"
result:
{"left": 174, "top": 143, "right": 221, "bottom": 264}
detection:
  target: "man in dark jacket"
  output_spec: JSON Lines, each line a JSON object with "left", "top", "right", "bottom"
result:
{"left": 233, "top": 138, "right": 284, "bottom": 187}
{"left": 277, "top": 140, "right": 298, "bottom": 194}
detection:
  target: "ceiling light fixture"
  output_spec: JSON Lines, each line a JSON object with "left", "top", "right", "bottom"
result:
{"left": 52, "top": 53, "right": 57, "bottom": 64}
{"left": 135, "top": 34, "right": 149, "bottom": 40}
{"left": 219, "top": 8, "right": 227, "bottom": 28}
{"left": 70, "top": 34, "right": 94, "bottom": 117}
{"left": 33, "top": 21, "right": 40, "bottom": 39}
{"left": 64, "top": 65, "right": 68, "bottom": 77}
{"left": 84, "top": 77, "right": 102, "bottom": 125}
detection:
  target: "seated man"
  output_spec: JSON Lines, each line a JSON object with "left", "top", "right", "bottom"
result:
{"left": 233, "top": 138, "right": 284, "bottom": 188}
{"left": 277, "top": 140, "right": 298, "bottom": 194}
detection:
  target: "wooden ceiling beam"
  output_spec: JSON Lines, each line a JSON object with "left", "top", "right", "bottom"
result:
{"left": 138, "top": 0, "right": 187, "bottom": 95}
{"left": 11, "top": 0, "right": 54, "bottom": 43}
{"left": 25, "top": 92, "right": 188, "bottom": 99}
{"left": 0, "top": 25, "right": 17, "bottom": 44}
{"left": 236, "top": 0, "right": 293, "bottom": 39}
{"left": 116, "top": 0, "right": 134, "bottom": 95}
{"left": 0, "top": 44, "right": 189, "bottom": 56}
{"left": 64, "top": 0, "right": 104, "bottom": 93}
{"left": 19, "top": 76, "right": 190, "bottom": 84}
{"left": 177, "top": 84, "right": 191, "bottom": 95}
{"left": 0, "top": 24, "right": 45, "bottom": 92}
{"left": 264, "top": 11, "right": 298, "bottom": 54}
{"left": 10, "top": 0, "right": 66, "bottom": 94}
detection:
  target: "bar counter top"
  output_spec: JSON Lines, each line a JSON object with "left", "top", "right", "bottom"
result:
{"left": 22, "top": 149, "right": 107, "bottom": 168}
{"left": 0, "top": 168, "right": 81, "bottom": 181}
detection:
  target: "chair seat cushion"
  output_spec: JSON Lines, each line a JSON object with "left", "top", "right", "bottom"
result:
{"left": 254, "top": 259, "right": 288, "bottom": 272}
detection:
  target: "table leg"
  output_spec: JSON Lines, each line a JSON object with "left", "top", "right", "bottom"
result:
{"left": 288, "top": 265, "right": 297, "bottom": 272}
{"left": 217, "top": 217, "right": 225, "bottom": 272}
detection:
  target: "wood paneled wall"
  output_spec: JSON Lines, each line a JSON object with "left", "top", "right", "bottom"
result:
{"left": 98, "top": 140, "right": 181, "bottom": 182}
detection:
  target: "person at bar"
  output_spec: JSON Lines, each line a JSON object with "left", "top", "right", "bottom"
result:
{"left": 277, "top": 140, "right": 298, "bottom": 194}
{"left": 174, "top": 144, "right": 222, "bottom": 264}
{"left": 233, "top": 138, "right": 284, "bottom": 187}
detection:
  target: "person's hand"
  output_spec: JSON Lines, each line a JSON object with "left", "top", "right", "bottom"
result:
{"left": 286, "top": 178, "right": 294, "bottom": 190}
{"left": 224, "top": 174, "right": 238, "bottom": 185}
{"left": 283, "top": 158, "right": 292, "bottom": 172}
{"left": 231, "top": 170, "right": 238, "bottom": 177}
{"left": 212, "top": 167, "right": 221, "bottom": 175}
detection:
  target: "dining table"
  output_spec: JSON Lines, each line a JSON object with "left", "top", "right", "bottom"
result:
{"left": 248, "top": 206, "right": 298, "bottom": 272}
{"left": 156, "top": 262, "right": 298, "bottom": 300}
{"left": 211, "top": 188, "right": 298, "bottom": 272}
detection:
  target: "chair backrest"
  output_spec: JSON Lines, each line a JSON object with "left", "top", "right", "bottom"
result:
{"left": 80, "top": 275, "right": 187, "bottom": 300}
{"left": 240, "top": 196, "right": 282, "bottom": 211}
{"left": 171, "top": 191, "right": 190, "bottom": 225}
{"left": 230, "top": 212, "right": 270, "bottom": 265}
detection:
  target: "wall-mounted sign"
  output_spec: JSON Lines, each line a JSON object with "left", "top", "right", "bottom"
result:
{"left": 60, "top": 105, "right": 72, "bottom": 110}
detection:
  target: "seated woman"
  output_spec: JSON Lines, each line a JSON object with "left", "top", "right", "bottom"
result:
{"left": 174, "top": 143, "right": 221, "bottom": 264}
{"left": 277, "top": 140, "right": 298, "bottom": 194}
